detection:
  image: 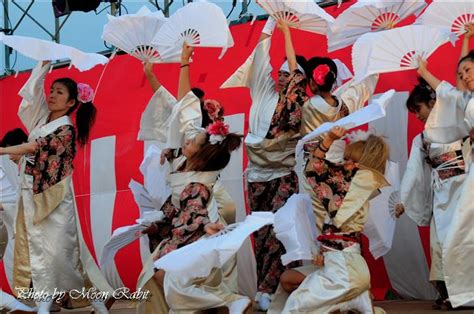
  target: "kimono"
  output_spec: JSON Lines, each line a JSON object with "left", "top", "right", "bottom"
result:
{"left": 400, "top": 134, "right": 467, "bottom": 284}
{"left": 139, "top": 90, "right": 236, "bottom": 227}
{"left": 221, "top": 37, "right": 307, "bottom": 293}
{"left": 422, "top": 81, "right": 474, "bottom": 308}
{"left": 136, "top": 170, "right": 244, "bottom": 314}
{"left": 270, "top": 157, "right": 388, "bottom": 313}
{"left": 12, "top": 62, "right": 112, "bottom": 296}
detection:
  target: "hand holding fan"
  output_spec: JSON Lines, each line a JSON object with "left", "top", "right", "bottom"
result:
{"left": 416, "top": 0, "right": 474, "bottom": 37}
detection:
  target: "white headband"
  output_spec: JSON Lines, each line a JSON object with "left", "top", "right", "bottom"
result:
{"left": 279, "top": 60, "right": 305, "bottom": 76}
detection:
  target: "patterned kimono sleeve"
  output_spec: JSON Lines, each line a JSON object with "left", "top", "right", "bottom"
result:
{"left": 18, "top": 61, "right": 50, "bottom": 132}
{"left": 32, "top": 125, "right": 75, "bottom": 194}
{"left": 155, "top": 183, "right": 212, "bottom": 258}
{"left": 267, "top": 70, "right": 308, "bottom": 137}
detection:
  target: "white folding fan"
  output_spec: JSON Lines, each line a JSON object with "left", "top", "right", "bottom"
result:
{"left": 154, "top": 212, "right": 274, "bottom": 280}
{"left": 365, "top": 161, "right": 400, "bottom": 259}
{"left": 416, "top": 0, "right": 474, "bottom": 37}
{"left": 327, "top": 0, "right": 427, "bottom": 52}
{"left": 0, "top": 33, "right": 108, "bottom": 71}
{"left": 151, "top": 1, "right": 233, "bottom": 58}
{"left": 352, "top": 25, "right": 456, "bottom": 82}
{"left": 102, "top": 6, "right": 181, "bottom": 63}
{"left": 256, "top": 0, "right": 335, "bottom": 35}
{"left": 273, "top": 194, "right": 319, "bottom": 266}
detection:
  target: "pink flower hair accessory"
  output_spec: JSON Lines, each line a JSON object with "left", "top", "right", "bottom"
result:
{"left": 207, "top": 120, "right": 230, "bottom": 145}
{"left": 203, "top": 99, "right": 223, "bottom": 122}
{"left": 313, "top": 64, "right": 331, "bottom": 85}
{"left": 77, "top": 83, "right": 94, "bottom": 103}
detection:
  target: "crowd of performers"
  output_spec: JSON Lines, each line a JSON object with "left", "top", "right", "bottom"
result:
{"left": 0, "top": 18, "right": 473, "bottom": 314}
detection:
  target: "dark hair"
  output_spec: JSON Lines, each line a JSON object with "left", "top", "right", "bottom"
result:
{"left": 186, "top": 133, "right": 242, "bottom": 171}
{"left": 406, "top": 77, "right": 436, "bottom": 113}
{"left": 1, "top": 128, "right": 28, "bottom": 147}
{"left": 53, "top": 78, "right": 97, "bottom": 146}
{"left": 191, "top": 87, "right": 205, "bottom": 100}
{"left": 457, "top": 50, "right": 474, "bottom": 69}
{"left": 306, "top": 57, "right": 338, "bottom": 92}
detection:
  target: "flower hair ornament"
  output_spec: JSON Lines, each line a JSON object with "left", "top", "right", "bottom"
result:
{"left": 313, "top": 64, "right": 333, "bottom": 85}
{"left": 77, "top": 83, "right": 94, "bottom": 103}
{"left": 345, "top": 129, "right": 372, "bottom": 143}
{"left": 203, "top": 99, "right": 223, "bottom": 122}
{"left": 207, "top": 120, "right": 230, "bottom": 145}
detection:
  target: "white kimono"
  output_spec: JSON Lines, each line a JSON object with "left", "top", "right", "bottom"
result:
{"left": 13, "top": 62, "right": 112, "bottom": 296}
{"left": 400, "top": 134, "right": 467, "bottom": 283}
{"left": 422, "top": 81, "right": 474, "bottom": 307}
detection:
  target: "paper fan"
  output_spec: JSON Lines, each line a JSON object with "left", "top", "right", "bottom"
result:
{"left": 102, "top": 6, "right": 181, "bottom": 63}
{"left": 0, "top": 33, "right": 108, "bottom": 71}
{"left": 154, "top": 212, "right": 273, "bottom": 280}
{"left": 352, "top": 25, "right": 456, "bottom": 82}
{"left": 365, "top": 161, "right": 400, "bottom": 259}
{"left": 152, "top": 1, "right": 232, "bottom": 53}
{"left": 256, "top": 0, "right": 335, "bottom": 35}
{"left": 327, "top": 1, "right": 427, "bottom": 52}
{"left": 416, "top": 0, "right": 474, "bottom": 37}
{"left": 273, "top": 194, "right": 319, "bottom": 265}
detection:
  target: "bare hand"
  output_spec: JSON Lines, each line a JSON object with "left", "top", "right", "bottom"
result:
{"left": 417, "top": 56, "right": 428, "bottom": 76}
{"left": 464, "top": 23, "right": 474, "bottom": 39}
{"left": 204, "top": 223, "right": 224, "bottom": 235}
{"left": 328, "top": 126, "right": 346, "bottom": 140}
{"left": 181, "top": 42, "right": 194, "bottom": 62}
{"left": 143, "top": 60, "right": 154, "bottom": 75}
{"left": 277, "top": 19, "right": 290, "bottom": 33}
{"left": 394, "top": 203, "right": 405, "bottom": 218}
{"left": 160, "top": 149, "right": 172, "bottom": 165}
{"left": 312, "top": 254, "right": 324, "bottom": 267}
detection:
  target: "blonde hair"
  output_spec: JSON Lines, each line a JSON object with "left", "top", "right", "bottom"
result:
{"left": 344, "top": 135, "right": 389, "bottom": 174}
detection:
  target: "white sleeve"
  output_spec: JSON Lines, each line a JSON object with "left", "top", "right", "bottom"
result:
{"left": 335, "top": 74, "right": 379, "bottom": 114}
{"left": 400, "top": 135, "right": 433, "bottom": 226}
{"left": 138, "top": 86, "right": 177, "bottom": 142}
{"left": 17, "top": 61, "right": 50, "bottom": 132}
{"left": 424, "top": 81, "right": 470, "bottom": 143}
{"left": 166, "top": 91, "right": 203, "bottom": 149}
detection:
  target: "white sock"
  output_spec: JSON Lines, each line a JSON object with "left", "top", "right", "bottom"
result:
{"left": 91, "top": 299, "right": 109, "bottom": 314}
{"left": 227, "top": 297, "right": 251, "bottom": 314}
{"left": 258, "top": 293, "right": 272, "bottom": 311}
{"left": 36, "top": 299, "right": 53, "bottom": 314}
{"left": 341, "top": 291, "right": 373, "bottom": 314}
{"left": 1, "top": 291, "right": 35, "bottom": 312}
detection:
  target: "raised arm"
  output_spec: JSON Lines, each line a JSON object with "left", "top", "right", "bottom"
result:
{"left": 277, "top": 20, "right": 297, "bottom": 72}
{"left": 311, "top": 126, "right": 346, "bottom": 159}
{"left": 460, "top": 23, "right": 474, "bottom": 60}
{"left": 259, "top": 16, "right": 277, "bottom": 42}
{"left": 0, "top": 141, "right": 36, "bottom": 156}
{"left": 177, "top": 43, "right": 194, "bottom": 101}
{"left": 417, "top": 57, "right": 441, "bottom": 91}
{"left": 143, "top": 61, "right": 162, "bottom": 92}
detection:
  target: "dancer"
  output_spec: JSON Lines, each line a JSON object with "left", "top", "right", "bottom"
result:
{"left": 221, "top": 18, "right": 309, "bottom": 309}
{"left": 416, "top": 44, "right": 474, "bottom": 307}
{"left": 269, "top": 126, "right": 389, "bottom": 313}
{"left": 0, "top": 61, "right": 112, "bottom": 313}
{"left": 395, "top": 79, "right": 467, "bottom": 309}
{"left": 0, "top": 128, "right": 36, "bottom": 313}
{"left": 136, "top": 44, "right": 250, "bottom": 314}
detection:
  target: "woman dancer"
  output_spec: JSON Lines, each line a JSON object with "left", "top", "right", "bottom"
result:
{"left": 0, "top": 61, "right": 112, "bottom": 313}
{"left": 395, "top": 79, "right": 467, "bottom": 309}
{"left": 270, "top": 126, "right": 389, "bottom": 313}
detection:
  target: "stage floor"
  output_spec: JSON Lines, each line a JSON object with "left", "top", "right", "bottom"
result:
{"left": 32, "top": 300, "right": 473, "bottom": 313}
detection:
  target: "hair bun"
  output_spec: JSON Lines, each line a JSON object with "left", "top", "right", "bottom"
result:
{"left": 223, "top": 133, "right": 243, "bottom": 152}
